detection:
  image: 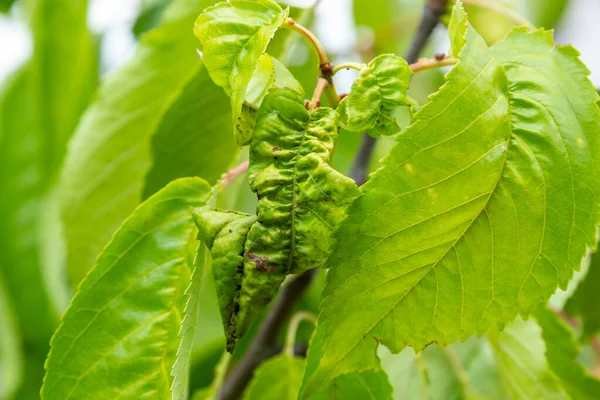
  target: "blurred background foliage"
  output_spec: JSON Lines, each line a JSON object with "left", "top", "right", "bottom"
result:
{"left": 0, "top": 0, "right": 596, "bottom": 398}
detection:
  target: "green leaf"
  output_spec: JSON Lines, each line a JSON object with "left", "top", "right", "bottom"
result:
{"left": 0, "top": 0, "right": 15, "bottom": 13}
{"left": 379, "top": 346, "right": 470, "bottom": 399}
{"left": 194, "top": 0, "right": 289, "bottom": 144}
{"left": 534, "top": 306, "right": 600, "bottom": 399}
{"left": 238, "top": 53, "right": 304, "bottom": 145}
{"left": 143, "top": 65, "right": 239, "bottom": 198}
{"left": 42, "top": 178, "right": 211, "bottom": 400}
{"left": 448, "top": 0, "right": 467, "bottom": 58}
{"left": 244, "top": 353, "right": 393, "bottom": 400}
{"left": 527, "top": 0, "right": 569, "bottom": 28}
{"left": 0, "top": 0, "right": 97, "bottom": 353}
{"left": 133, "top": 0, "right": 171, "bottom": 37}
{"left": 564, "top": 250, "right": 600, "bottom": 341}
{"left": 59, "top": 0, "right": 238, "bottom": 285}
{"left": 0, "top": 273, "right": 22, "bottom": 399}
{"left": 244, "top": 354, "right": 305, "bottom": 400}
{"left": 311, "top": 369, "right": 394, "bottom": 400}
{"left": 301, "top": 26, "right": 600, "bottom": 394}
{"left": 339, "top": 54, "right": 412, "bottom": 137}
{"left": 197, "top": 89, "right": 360, "bottom": 351}
{"left": 246, "top": 54, "right": 304, "bottom": 109}
{"left": 193, "top": 209, "right": 257, "bottom": 351}
{"left": 488, "top": 317, "right": 569, "bottom": 399}
{"left": 171, "top": 244, "right": 209, "bottom": 400}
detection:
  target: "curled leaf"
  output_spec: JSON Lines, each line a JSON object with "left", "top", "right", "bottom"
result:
{"left": 339, "top": 54, "right": 412, "bottom": 137}
{"left": 194, "top": 0, "right": 289, "bottom": 143}
{"left": 195, "top": 88, "right": 360, "bottom": 351}
{"left": 237, "top": 54, "right": 304, "bottom": 145}
{"left": 193, "top": 209, "right": 256, "bottom": 351}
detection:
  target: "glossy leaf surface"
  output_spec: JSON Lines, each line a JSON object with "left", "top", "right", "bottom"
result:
{"left": 564, "top": 249, "right": 600, "bottom": 341}
{"left": 194, "top": 0, "right": 288, "bottom": 143}
{"left": 42, "top": 178, "right": 211, "bottom": 399}
{"left": 339, "top": 54, "right": 412, "bottom": 137}
{"left": 143, "top": 65, "right": 238, "bottom": 198}
{"left": 302, "top": 24, "right": 600, "bottom": 394}
{"left": 59, "top": 0, "right": 236, "bottom": 285}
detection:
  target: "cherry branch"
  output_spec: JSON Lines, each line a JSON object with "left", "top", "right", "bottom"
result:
{"left": 349, "top": 0, "right": 450, "bottom": 185}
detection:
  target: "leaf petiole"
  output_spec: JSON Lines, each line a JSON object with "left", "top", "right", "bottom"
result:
{"left": 331, "top": 62, "right": 366, "bottom": 75}
{"left": 283, "top": 18, "right": 329, "bottom": 70}
{"left": 285, "top": 311, "right": 317, "bottom": 357}
{"left": 410, "top": 56, "right": 459, "bottom": 73}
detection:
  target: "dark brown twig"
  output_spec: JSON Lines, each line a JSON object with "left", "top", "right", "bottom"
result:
{"left": 349, "top": 0, "right": 449, "bottom": 185}
{"left": 219, "top": 269, "right": 317, "bottom": 400}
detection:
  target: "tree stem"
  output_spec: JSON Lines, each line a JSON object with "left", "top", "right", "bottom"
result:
{"left": 349, "top": 0, "right": 449, "bottom": 186}
{"left": 219, "top": 269, "right": 317, "bottom": 400}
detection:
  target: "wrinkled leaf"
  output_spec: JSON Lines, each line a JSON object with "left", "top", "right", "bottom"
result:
{"left": 564, "top": 249, "right": 600, "bottom": 341}
{"left": 194, "top": 0, "right": 289, "bottom": 143}
{"left": 193, "top": 209, "right": 256, "bottom": 351}
{"left": 143, "top": 64, "right": 238, "bottom": 198}
{"left": 42, "top": 178, "right": 211, "bottom": 399}
{"left": 59, "top": 0, "right": 235, "bottom": 285}
{"left": 302, "top": 26, "right": 600, "bottom": 394}
{"left": 535, "top": 306, "right": 600, "bottom": 399}
{"left": 238, "top": 53, "right": 303, "bottom": 145}
{"left": 488, "top": 317, "right": 569, "bottom": 399}
{"left": 339, "top": 54, "right": 412, "bottom": 137}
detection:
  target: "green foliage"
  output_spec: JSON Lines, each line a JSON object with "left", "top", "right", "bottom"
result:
{"left": 488, "top": 317, "right": 569, "bottom": 398}
{"left": 301, "top": 19, "right": 600, "bottom": 397}
{"left": 1, "top": 0, "right": 599, "bottom": 398}
{"left": 193, "top": 209, "right": 256, "bottom": 351}
{"left": 0, "top": 274, "right": 21, "bottom": 399}
{"left": 339, "top": 54, "right": 412, "bottom": 137}
{"left": 194, "top": 0, "right": 289, "bottom": 144}
{"left": 59, "top": 0, "right": 238, "bottom": 285}
{"left": 143, "top": 66, "right": 238, "bottom": 198}
{"left": 244, "top": 354, "right": 305, "bottom": 399}
{"left": 196, "top": 88, "right": 360, "bottom": 350}
{"left": 42, "top": 178, "right": 211, "bottom": 399}
{"left": 535, "top": 307, "right": 600, "bottom": 399}
{"left": 565, "top": 251, "right": 600, "bottom": 341}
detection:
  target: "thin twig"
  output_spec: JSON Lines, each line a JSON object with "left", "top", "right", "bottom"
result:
{"left": 349, "top": 0, "right": 449, "bottom": 185}
{"left": 219, "top": 269, "right": 318, "bottom": 400}
{"left": 310, "top": 77, "right": 330, "bottom": 110}
{"left": 410, "top": 56, "right": 459, "bottom": 72}
{"left": 220, "top": 161, "right": 249, "bottom": 189}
